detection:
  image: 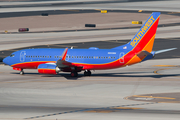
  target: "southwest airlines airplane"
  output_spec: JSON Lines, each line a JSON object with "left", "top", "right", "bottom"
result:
{"left": 3, "top": 12, "right": 176, "bottom": 77}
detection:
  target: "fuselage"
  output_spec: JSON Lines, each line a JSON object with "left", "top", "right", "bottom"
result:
{"left": 3, "top": 48, "right": 133, "bottom": 70}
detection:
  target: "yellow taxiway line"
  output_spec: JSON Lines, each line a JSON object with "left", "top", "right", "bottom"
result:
{"left": 133, "top": 95, "right": 175, "bottom": 100}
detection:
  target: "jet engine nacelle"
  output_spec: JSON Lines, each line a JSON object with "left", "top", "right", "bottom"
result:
{"left": 38, "top": 64, "right": 60, "bottom": 75}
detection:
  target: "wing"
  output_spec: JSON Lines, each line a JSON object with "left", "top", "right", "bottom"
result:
{"left": 56, "top": 48, "right": 83, "bottom": 70}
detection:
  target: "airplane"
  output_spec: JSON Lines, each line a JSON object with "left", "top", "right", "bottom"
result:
{"left": 3, "top": 12, "right": 177, "bottom": 77}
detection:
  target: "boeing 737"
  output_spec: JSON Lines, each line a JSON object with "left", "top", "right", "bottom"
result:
{"left": 3, "top": 12, "right": 176, "bottom": 77}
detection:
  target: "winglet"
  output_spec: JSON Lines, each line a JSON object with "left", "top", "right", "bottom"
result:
{"left": 61, "top": 48, "right": 68, "bottom": 61}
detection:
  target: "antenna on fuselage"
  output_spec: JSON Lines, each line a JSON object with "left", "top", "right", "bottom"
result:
{"left": 71, "top": 46, "right": 73, "bottom": 49}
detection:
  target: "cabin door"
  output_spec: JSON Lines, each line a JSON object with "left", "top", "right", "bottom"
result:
{"left": 119, "top": 52, "right": 125, "bottom": 63}
{"left": 20, "top": 51, "right": 26, "bottom": 62}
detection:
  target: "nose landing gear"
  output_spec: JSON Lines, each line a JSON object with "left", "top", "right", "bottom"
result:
{"left": 20, "top": 69, "right": 24, "bottom": 75}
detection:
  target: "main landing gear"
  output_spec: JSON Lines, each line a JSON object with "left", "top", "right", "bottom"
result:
{"left": 84, "top": 70, "right": 91, "bottom": 76}
{"left": 70, "top": 70, "right": 91, "bottom": 77}
{"left": 71, "top": 71, "right": 78, "bottom": 77}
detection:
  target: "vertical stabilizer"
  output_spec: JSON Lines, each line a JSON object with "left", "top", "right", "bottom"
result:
{"left": 112, "top": 12, "right": 160, "bottom": 53}
{"left": 128, "top": 12, "right": 160, "bottom": 53}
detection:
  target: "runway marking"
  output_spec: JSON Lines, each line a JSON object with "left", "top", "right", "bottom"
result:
{"left": 133, "top": 95, "right": 175, "bottom": 100}
{"left": 84, "top": 110, "right": 117, "bottom": 113}
{"left": 158, "top": 101, "right": 180, "bottom": 103}
{"left": 153, "top": 65, "right": 179, "bottom": 67}
{"left": 153, "top": 65, "right": 180, "bottom": 76}
{"left": 24, "top": 103, "right": 154, "bottom": 119}
{"left": 112, "top": 107, "right": 142, "bottom": 109}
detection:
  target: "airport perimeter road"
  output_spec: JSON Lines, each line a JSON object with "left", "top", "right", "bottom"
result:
{"left": 0, "top": 58, "right": 180, "bottom": 120}
{"left": 0, "top": 0, "right": 180, "bottom": 13}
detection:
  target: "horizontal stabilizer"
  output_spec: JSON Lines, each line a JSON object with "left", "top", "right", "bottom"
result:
{"left": 155, "top": 48, "right": 177, "bottom": 54}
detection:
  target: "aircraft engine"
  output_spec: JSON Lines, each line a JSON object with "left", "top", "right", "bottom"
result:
{"left": 38, "top": 64, "right": 60, "bottom": 75}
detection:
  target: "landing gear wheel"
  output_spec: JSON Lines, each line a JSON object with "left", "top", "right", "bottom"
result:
{"left": 71, "top": 71, "right": 78, "bottom": 77}
{"left": 84, "top": 70, "right": 91, "bottom": 76}
{"left": 20, "top": 70, "right": 24, "bottom": 75}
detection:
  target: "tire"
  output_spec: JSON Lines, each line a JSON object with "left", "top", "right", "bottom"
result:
{"left": 84, "top": 70, "right": 91, "bottom": 76}
{"left": 71, "top": 71, "right": 78, "bottom": 77}
{"left": 20, "top": 71, "right": 24, "bottom": 75}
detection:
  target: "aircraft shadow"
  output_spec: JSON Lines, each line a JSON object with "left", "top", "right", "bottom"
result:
{"left": 10, "top": 71, "right": 180, "bottom": 80}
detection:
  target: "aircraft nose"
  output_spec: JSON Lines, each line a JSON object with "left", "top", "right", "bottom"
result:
{"left": 3, "top": 57, "right": 9, "bottom": 65}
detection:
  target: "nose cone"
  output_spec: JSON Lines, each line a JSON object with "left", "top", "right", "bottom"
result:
{"left": 3, "top": 57, "right": 10, "bottom": 65}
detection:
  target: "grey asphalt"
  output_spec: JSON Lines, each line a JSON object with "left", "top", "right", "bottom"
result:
{"left": 1, "top": 0, "right": 180, "bottom": 120}
{"left": 1, "top": 58, "right": 180, "bottom": 120}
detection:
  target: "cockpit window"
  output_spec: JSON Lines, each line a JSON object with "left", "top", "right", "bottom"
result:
{"left": 10, "top": 54, "right": 15, "bottom": 57}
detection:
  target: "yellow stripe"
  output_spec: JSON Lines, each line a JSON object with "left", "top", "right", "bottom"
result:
{"left": 158, "top": 101, "right": 180, "bottom": 103}
{"left": 153, "top": 65, "right": 178, "bottom": 67}
{"left": 153, "top": 68, "right": 173, "bottom": 75}
{"left": 112, "top": 107, "right": 142, "bottom": 110}
{"left": 123, "top": 55, "right": 137, "bottom": 66}
{"left": 133, "top": 95, "right": 175, "bottom": 100}
{"left": 84, "top": 110, "right": 116, "bottom": 113}
{"left": 142, "top": 34, "right": 156, "bottom": 52}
